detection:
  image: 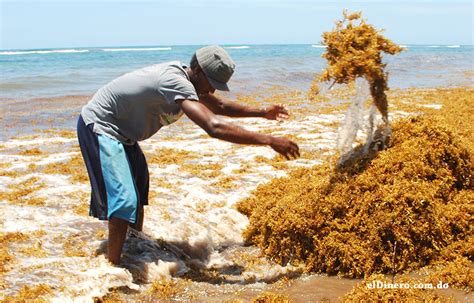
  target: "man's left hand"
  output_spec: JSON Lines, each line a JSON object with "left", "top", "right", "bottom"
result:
{"left": 264, "top": 104, "right": 290, "bottom": 121}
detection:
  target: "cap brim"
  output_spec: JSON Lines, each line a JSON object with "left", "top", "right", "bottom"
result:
{"left": 207, "top": 76, "right": 230, "bottom": 91}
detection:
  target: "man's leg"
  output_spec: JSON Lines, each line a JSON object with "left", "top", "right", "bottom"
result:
{"left": 108, "top": 204, "right": 143, "bottom": 264}
{"left": 108, "top": 217, "right": 129, "bottom": 265}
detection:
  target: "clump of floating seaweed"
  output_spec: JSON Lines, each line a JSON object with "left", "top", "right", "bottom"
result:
{"left": 225, "top": 292, "right": 291, "bottom": 303}
{"left": 251, "top": 292, "right": 291, "bottom": 303}
{"left": 145, "top": 278, "right": 189, "bottom": 300}
{"left": 96, "top": 290, "right": 126, "bottom": 303}
{"left": 0, "top": 177, "right": 47, "bottom": 206}
{"left": 18, "top": 148, "right": 44, "bottom": 156}
{"left": 237, "top": 89, "right": 473, "bottom": 278}
{"left": 0, "top": 232, "right": 30, "bottom": 274}
{"left": 63, "top": 233, "right": 89, "bottom": 257}
{"left": 0, "top": 284, "right": 53, "bottom": 303}
{"left": 314, "top": 11, "right": 403, "bottom": 157}
{"left": 147, "top": 148, "right": 197, "bottom": 166}
{"left": 42, "top": 151, "right": 88, "bottom": 184}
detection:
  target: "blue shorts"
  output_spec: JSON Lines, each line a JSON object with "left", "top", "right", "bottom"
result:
{"left": 77, "top": 115, "right": 149, "bottom": 223}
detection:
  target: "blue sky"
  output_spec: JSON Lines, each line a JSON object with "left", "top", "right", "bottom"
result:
{"left": 0, "top": 0, "right": 472, "bottom": 50}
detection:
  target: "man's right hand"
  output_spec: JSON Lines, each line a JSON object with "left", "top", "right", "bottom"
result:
{"left": 270, "top": 137, "right": 300, "bottom": 160}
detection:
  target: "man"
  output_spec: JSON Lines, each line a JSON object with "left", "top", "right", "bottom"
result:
{"left": 77, "top": 45, "right": 300, "bottom": 265}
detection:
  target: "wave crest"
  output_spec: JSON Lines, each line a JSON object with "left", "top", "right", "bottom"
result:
{"left": 0, "top": 49, "right": 89, "bottom": 55}
{"left": 101, "top": 47, "right": 172, "bottom": 52}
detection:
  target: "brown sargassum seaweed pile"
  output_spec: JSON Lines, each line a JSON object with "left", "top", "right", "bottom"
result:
{"left": 318, "top": 10, "right": 403, "bottom": 122}
{"left": 237, "top": 92, "right": 473, "bottom": 280}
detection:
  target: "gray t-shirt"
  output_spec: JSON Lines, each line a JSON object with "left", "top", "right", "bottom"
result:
{"left": 81, "top": 61, "right": 199, "bottom": 144}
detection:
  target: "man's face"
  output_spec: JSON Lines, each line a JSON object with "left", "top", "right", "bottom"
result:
{"left": 194, "top": 68, "right": 216, "bottom": 96}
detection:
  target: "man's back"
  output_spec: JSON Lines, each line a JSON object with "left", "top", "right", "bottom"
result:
{"left": 81, "top": 61, "right": 198, "bottom": 144}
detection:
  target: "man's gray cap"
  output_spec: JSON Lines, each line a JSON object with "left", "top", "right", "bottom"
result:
{"left": 196, "top": 45, "right": 235, "bottom": 91}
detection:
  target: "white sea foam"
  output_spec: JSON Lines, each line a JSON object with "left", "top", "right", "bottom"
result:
{"left": 0, "top": 49, "right": 89, "bottom": 55}
{"left": 224, "top": 46, "right": 250, "bottom": 49}
{"left": 101, "top": 47, "right": 172, "bottom": 52}
{"left": 4, "top": 137, "right": 76, "bottom": 148}
{"left": 419, "top": 103, "right": 443, "bottom": 110}
{"left": 447, "top": 45, "right": 460, "bottom": 48}
{"left": 311, "top": 44, "right": 326, "bottom": 48}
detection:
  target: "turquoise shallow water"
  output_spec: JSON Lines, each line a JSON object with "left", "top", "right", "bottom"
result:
{"left": 0, "top": 44, "right": 473, "bottom": 99}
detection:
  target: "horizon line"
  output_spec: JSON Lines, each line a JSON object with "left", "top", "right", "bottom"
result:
{"left": 1, "top": 43, "right": 473, "bottom": 51}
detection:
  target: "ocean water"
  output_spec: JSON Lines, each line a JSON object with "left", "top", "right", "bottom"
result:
{"left": 1, "top": 44, "right": 473, "bottom": 100}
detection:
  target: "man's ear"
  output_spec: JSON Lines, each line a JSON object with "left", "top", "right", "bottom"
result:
{"left": 194, "top": 65, "right": 203, "bottom": 75}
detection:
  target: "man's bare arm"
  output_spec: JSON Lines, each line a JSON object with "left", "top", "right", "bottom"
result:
{"left": 199, "top": 93, "right": 289, "bottom": 121}
{"left": 178, "top": 99, "right": 299, "bottom": 159}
